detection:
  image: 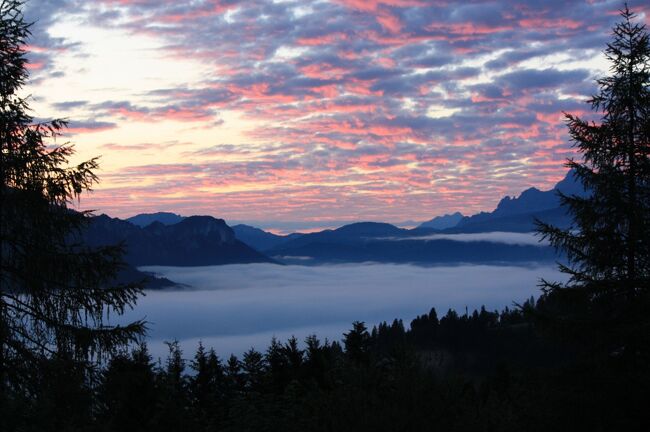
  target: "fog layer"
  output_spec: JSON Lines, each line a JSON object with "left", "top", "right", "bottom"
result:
{"left": 396, "top": 232, "right": 548, "bottom": 246}
{"left": 123, "top": 263, "right": 564, "bottom": 359}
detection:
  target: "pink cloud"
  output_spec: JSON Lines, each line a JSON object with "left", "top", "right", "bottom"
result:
{"left": 337, "top": 0, "right": 427, "bottom": 12}
{"left": 45, "top": 0, "right": 626, "bottom": 222}
{"left": 375, "top": 10, "right": 403, "bottom": 33}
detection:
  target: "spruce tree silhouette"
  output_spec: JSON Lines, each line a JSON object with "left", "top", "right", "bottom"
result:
{"left": 537, "top": 5, "right": 650, "bottom": 359}
{"left": 344, "top": 321, "right": 371, "bottom": 365}
{"left": 0, "top": 0, "right": 145, "bottom": 411}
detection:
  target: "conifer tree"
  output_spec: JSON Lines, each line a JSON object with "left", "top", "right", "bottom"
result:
{"left": 242, "top": 348, "right": 265, "bottom": 391}
{"left": 537, "top": 5, "right": 650, "bottom": 356}
{"left": 0, "top": 0, "right": 144, "bottom": 399}
{"left": 225, "top": 354, "right": 243, "bottom": 392}
{"left": 283, "top": 336, "right": 304, "bottom": 373}
{"left": 99, "top": 344, "right": 157, "bottom": 431}
{"left": 344, "top": 321, "right": 371, "bottom": 365}
{"left": 190, "top": 342, "right": 223, "bottom": 407}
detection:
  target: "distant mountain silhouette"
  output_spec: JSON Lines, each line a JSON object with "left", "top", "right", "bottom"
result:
{"left": 264, "top": 221, "right": 557, "bottom": 264}
{"left": 267, "top": 222, "right": 406, "bottom": 252}
{"left": 394, "top": 220, "right": 420, "bottom": 228}
{"left": 333, "top": 222, "right": 404, "bottom": 237}
{"left": 126, "top": 212, "right": 185, "bottom": 227}
{"left": 448, "top": 170, "right": 588, "bottom": 233}
{"left": 446, "top": 207, "right": 570, "bottom": 234}
{"left": 232, "top": 224, "right": 302, "bottom": 252}
{"left": 85, "top": 215, "right": 274, "bottom": 266}
{"left": 418, "top": 212, "right": 464, "bottom": 230}
{"left": 260, "top": 172, "right": 586, "bottom": 264}
{"left": 98, "top": 170, "right": 582, "bottom": 267}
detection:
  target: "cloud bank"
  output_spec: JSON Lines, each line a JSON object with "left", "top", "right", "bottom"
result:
{"left": 396, "top": 231, "right": 549, "bottom": 246}
{"left": 120, "top": 263, "right": 565, "bottom": 358}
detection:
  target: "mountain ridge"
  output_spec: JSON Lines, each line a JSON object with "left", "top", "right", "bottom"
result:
{"left": 85, "top": 214, "right": 274, "bottom": 267}
{"left": 231, "top": 224, "right": 303, "bottom": 252}
{"left": 451, "top": 170, "right": 586, "bottom": 233}
{"left": 126, "top": 212, "right": 185, "bottom": 227}
{"left": 118, "top": 170, "right": 583, "bottom": 266}
{"left": 418, "top": 212, "right": 464, "bottom": 230}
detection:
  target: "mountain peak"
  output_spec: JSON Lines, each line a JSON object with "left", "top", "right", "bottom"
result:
{"left": 453, "top": 169, "right": 589, "bottom": 232}
{"left": 165, "top": 216, "right": 235, "bottom": 242}
{"left": 334, "top": 222, "right": 403, "bottom": 236}
{"left": 419, "top": 212, "right": 464, "bottom": 230}
{"left": 231, "top": 224, "right": 301, "bottom": 252}
{"left": 86, "top": 214, "right": 272, "bottom": 266}
{"left": 554, "top": 169, "right": 586, "bottom": 196}
{"left": 126, "top": 212, "right": 185, "bottom": 227}
{"left": 494, "top": 187, "right": 547, "bottom": 214}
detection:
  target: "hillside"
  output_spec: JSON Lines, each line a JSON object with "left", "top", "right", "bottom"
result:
{"left": 84, "top": 215, "right": 275, "bottom": 266}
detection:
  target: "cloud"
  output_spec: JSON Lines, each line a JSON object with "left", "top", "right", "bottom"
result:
{"left": 24, "top": 0, "right": 81, "bottom": 79}
{"left": 497, "top": 68, "right": 591, "bottom": 94}
{"left": 66, "top": 119, "right": 117, "bottom": 134}
{"left": 392, "top": 231, "right": 549, "bottom": 246}
{"left": 119, "top": 262, "right": 565, "bottom": 357}
{"left": 28, "top": 0, "right": 632, "bottom": 222}
{"left": 51, "top": 100, "right": 89, "bottom": 111}
{"left": 90, "top": 100, "right": 222, "bottom": 123}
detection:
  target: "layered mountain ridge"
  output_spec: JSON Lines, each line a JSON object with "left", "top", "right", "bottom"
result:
{"left": 85, "top": 215, "right": 274, "bottom": 267}
{"left": 112, "top": 170, "right": 584, "bottom": 267}
{"left": 448, "top": 170, "right": 587, "bottom": 233}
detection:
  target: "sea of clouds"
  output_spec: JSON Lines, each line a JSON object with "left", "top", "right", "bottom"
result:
{"left": 386, "top": 232, "right": 549, "bottom": 246}
{"left": 121, "top": 263, "right": 565, "bottom": 360}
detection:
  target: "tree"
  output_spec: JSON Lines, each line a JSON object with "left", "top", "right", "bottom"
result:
{"left": 343, "top": 321, "right": 371, "bottom": 365}
{"left": 189, "top": 341, "right": 224, "bottom": 428}
{"left": 242, "top": 348, "right": 265, "bottom": 391}
{"left": 0, "top": 0, "right": 144, "bottom": 401}
{"left": 537, "top": 6, "right": 650, "bottom": 357}
{"left": 98, "top": 344, "right": 158, "bottom": 432}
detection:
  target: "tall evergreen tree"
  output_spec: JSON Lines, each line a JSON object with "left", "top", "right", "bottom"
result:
{"left": 344, "top": 321, "right": 371, "bottom": 365}
{"left": 98, "top": 344, "right": 157, "bottom": 432}
{"left": 537, "top": 6, "right": 650, "bottom": 357}
{"left": 190, "top": 342, "right": 224, "bottom": 410}
{"left": 242, "top": 348, "right": 265, "bottom": 391}
{"left": 0, "top": 0, "right": 144, "bottom": 402}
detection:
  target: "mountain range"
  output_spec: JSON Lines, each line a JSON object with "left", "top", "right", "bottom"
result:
{"left": 89, "top": 170, "right": 583, "bottom": 271}
{"left": 232, "top": 171, "right": 583, "bottom": 264}
{"left": 262, "top": 222, "right": 558, "bottom": 265}
{"left": 84, "top": 215, "right": 274, "bottom": 267}
{"left": 447, "top": 170, "right": 586, "bottom": 233}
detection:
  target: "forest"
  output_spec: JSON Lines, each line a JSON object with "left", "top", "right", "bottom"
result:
{"left": 1, "top": 1, "right": 649, "bottom": 431}
{"left": 4, "top": 297, "right": 649, "bottom": 431}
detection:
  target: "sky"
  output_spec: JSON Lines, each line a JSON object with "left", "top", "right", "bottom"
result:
{"left": 23, "top": 0, "right": 649, "bottom": 229}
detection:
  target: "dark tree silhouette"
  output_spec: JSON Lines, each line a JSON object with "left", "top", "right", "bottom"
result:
{"left": 98, "top": 344, "right": 158, "bottom": 431}
{"left": 343, "top": 321, "right": 371, "bottom": 365}
{"left": 189, "top": 342, "right": 224, "bottom": 429}
{"left": 537, "top": 6, "right": 650, "bottom": 356}
{"left": 0, "top": 0, "right": 144, "bottom": 402}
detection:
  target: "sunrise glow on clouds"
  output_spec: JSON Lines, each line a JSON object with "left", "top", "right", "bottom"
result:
{"left": 23, "top": 0, "right": 649, "bottom": 228}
